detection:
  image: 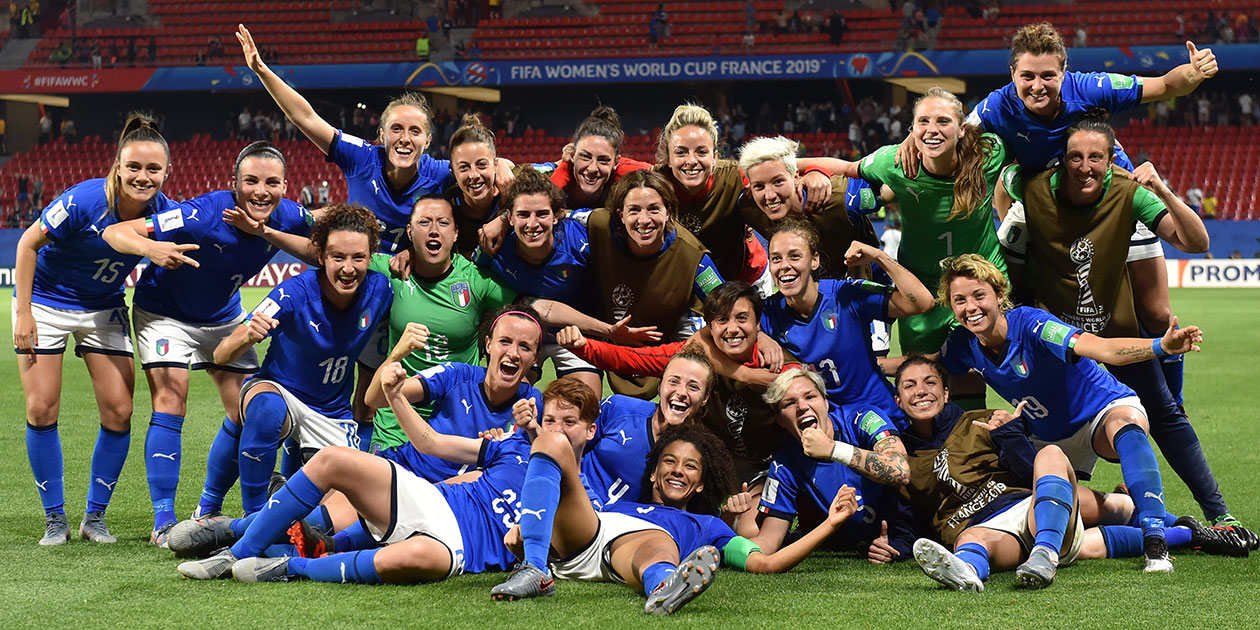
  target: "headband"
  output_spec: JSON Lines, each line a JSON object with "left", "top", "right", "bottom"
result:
{"left": 491, "top": 310, "right": 543, "bottom": 337}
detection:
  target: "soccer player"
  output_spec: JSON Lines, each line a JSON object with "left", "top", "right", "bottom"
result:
{"left": 995, "top": 116, "right": 1235, "bottom": 526}
{"left": 760, "top": 219, "right": 932, "bottom": 420}
{"left": 546, "top": 106, "right": 653, "bottom": 209}
{"left": 754, "top": 368, "right": 909, "bottom": 554}
{"left": 200, "top": 204, "right": 392, "bottom": 515}
{"left": 490, "top": 422, "right": 860, "bottom": 614}
{"left": 936, "top": 254, "right": 1206, "bottom": 572}
{"left": 101, "top": 141, "right": 312, "bottom": 544}
{"left": 443, "top": 113, "right": 526, "bottom": 257}
{"left": 13, "top": 114, "right": 176, "bottom": 545}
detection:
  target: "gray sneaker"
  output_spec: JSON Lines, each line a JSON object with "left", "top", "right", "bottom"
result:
{"left": 79, "top": 511, "right": 117, "bottom": 543}
{"left": 178, "top": 549, "right": 238, "bottom": 580}
{"left": 913, "top": 538, "right": 984, "bottom": 593}
{"left": 39, "top": 512, "right": 70, "bottom": 546}
{"left": 491, "top": 563, "right": 555, "bottom": 601}
{"left": 168, "top": 516, "right": 237, "bottom": 558}
{"left": 232, "top": 557, "right": 292, "bottom": 583}
{"left": 190, "top": 505, "right": 223, "bottom": 520}
{"left": 1015, "top": 546, "right": 1059, "bottom": 589}
{"left": 644, "top": 545, "right": 720, "bottom": 615}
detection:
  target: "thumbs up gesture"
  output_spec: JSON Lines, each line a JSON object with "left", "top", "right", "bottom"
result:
{"left": 1186, "top": 41, "right": 1218, "bottom": 82}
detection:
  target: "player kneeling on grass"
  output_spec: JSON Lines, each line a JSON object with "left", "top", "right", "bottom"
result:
{"left": 491, "top": 421, "right": 859, "bottom": 615}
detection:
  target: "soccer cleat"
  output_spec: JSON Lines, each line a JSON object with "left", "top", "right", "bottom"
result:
{"left": 1142, "top": 536, "right": 1174, "bottom": 573}
{"left": 168, "top": 516, "right": 237, "bottom": 558}
{"left": 1014, "top": 546, "right": 1059, "bottom": 589}
{"left": 267, "top": 471, "right": 288, "bottom": 498}
{"left": 491, "top": 563, "right": 555, "bottom": 601}
{"left": 79, "top": 511, "right": 117, "bottom": 543}
{"left": 232, "top": 557, "right": 293, "bottom": 583}
{"left": 1175, "top": 516, "right": 1250, "bottom": 557}
{"left": 150, "top": 522, "right": 176, "bottom": 549}
{"left": 191, "top": 505, "right": 223, "bottom": 520}
{"left": 1211, "top": 513, "right": 1259, "bottom": 550}
{"left": 178, "top": 549, "right": 238, "bottom": 580}
{"left": 913, "top": 538, "right": 984, "bottom": 593}
{"left": 287, "top": 520, "right": 335, "bottom": 558}
{"left": 644, "top": 545, "right": 720, "bottom": 615}
{"left": 39, "top": 512, "right": 70, "bottom": 546}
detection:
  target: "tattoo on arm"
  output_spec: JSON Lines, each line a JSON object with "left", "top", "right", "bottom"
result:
{"left": 849, "top": 438, "right": 909, "bottom": 485}
{"left": 1114, "top": 345, "right": 1154, "bottom": 360}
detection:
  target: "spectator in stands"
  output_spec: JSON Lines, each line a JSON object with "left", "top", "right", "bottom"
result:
{"left": 9, "top": 2, "right": 18, "bottom": 39}
{"left": 742, "top": 31, "right": 755, "bottom": 51}
{"left": 30, "top": 175, "right": 42, "bottom": 211}
{"left": 60, "top": 115, "right": 76, "bottom": 144}
{"left": 1202, "top": 191, "right": 1217, "bottom": 220}
{"left": 828, "top": 11, "right": 848, "bottom": 45}
{"left": 649, "top": 4, "right": 666, "bottom": 48}
{"left": 881, "top": 219, "right": 902, "bottom": 261}
{"left": 147, "top": 36, "right": 157, "bottom": 63}
{"left": 237, "top": 107, "right": 251, "bottom": 140}
{"left": 1185, "top": 184, "right": 1204, "bottom": 215}
{"left": 19, "top": 1, "right": 32, "bottom": 38}
{"left": 108, "top": 39, "right": 120, "bottom": 67}
{"left": 37, "top": 112, "right": 52, "bottom": 144}
{"left": 16, "top": 172, "right": 28, "bottom": 212}
{"left": 1074, "top": 24, "right": 1087, "bottom": 48}
{"left": 207, "top": 36, "right": 223, "bottom": 59}
{"left": 50, "top": 41, "right": 72, "bottom": 67}
{"left": 415, "top": 31, "right": 430, "bottom": 60}
{"left": 0, "top": 115, "right": 7, "bottom": 154}
{"left": 126, "top": 38, "right": 137, "bottom": 67}
{"left": 745, "top": 0, "right": 756, "bottom": 33}
{"left": 318, "top": 180, "right": 330, "bottom": 206}
{"left": 1240, "top": 93, "right": 1254, "bottom": 125}
{"left": 1229, "top": 250, "right": 1242, "bottom": 259}
{"left": 299, "top": 184, "right": 314, "bottom": 208}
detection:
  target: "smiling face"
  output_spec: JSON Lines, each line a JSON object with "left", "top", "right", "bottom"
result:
{"left": 746, "top": 159, "right": 801, "bottom": 220}
{"left": 483, "top": 315, "right": 541, "bottom": 391}
{"left": 649, "top": 439, "right": 706, "bottom": 509}
{"left": 948, "top": 275, "right": 1004, "bottom": 340}
{"left": 509, "top": 192, "right": 556, "bottom": 255}
{"left": 1010, "top": 53, "right": 1065, "bottom": 118}
{"left": 767, "top": 229, "right": 819, "bottom": 301}
{"left": 451, "top": 141, "right": 497, "bottom": 206}
{"left": 774, "top": 375, "right": 833, "bottom": 443}
{"left": 379, "top": 105, "right": 430, "bottom": 172}
{"left": 895, "top": 363, "right": 948, "bottom": 422}
{"left": 667, "top": 125, "right": 716, "bottom": 194}
{"left": 233, "top": 155, "right": 287, "bottom": 222}
{"left": 407, "top": 198, "right": 457, "bottom": 270}
{"left": 912, "top": 97, "right": 963, "bottom": 164}
{"left": 318, "top": 229, "right": 371, "bottom": 300}
{"left": 116, "top": 141, "right": 169, "bottom": 208}
{"left": 709, "top": 297, "right": 758, "bottom": 360}
{"left": 1062, "top": 130, "right": 1114, "bottom": 202}
{"left": 618, "top": 186, "right": 669, "bottom": 254}
{"left": 538, "top": 397, "right": 596, "bottom": 456}
{"left": 656, "top": 357, "right": 711, "bottom": 427}
{"left": 572, "top": 135, "right": 618, "bottom": 198}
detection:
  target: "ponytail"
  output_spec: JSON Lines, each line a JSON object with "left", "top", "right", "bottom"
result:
{"left": 105, "top": 112, "right": 169, "bottom": 216}
{"left": 950, "top": 124, "right": 999, "bottom": 221}
{"left": 448, "top": 112, "right": 496, "bottom": 156}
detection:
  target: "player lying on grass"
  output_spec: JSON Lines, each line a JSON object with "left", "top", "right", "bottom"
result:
{"left": 491, "top": 421, "right": 859, "bottom": 615}
{"left": 877, "top": 356, "right": 1254, "bottom": 593}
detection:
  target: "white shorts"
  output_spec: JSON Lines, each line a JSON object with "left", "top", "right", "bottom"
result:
{"left": 1032, "top": 395, "right": 1146, "bottom": 479}
{"left": 973, "top": 494, "right": 1085, "bottom": 565}
{"left": 356, "top": 319, "right": 391, "bottom": 370}
{"left": 134, "top": 306, "right": 259, "bottom": 372}
{"left": 239, "top": 379, "right": 362, "bottom": 455}
{"left": 550, "top": 511, "right": 665, "bottom": 583}
{"left": 1126, "top": 222, "right": 1166, "bottom": 263}
{"left": 13, "top": 301, "right": 132, "bottom": 356}
{"left": 364, "top": 460, "right": 466, "bottom": 578}
{"left": 540, "top": 342, "right": 598, "bottom": 377}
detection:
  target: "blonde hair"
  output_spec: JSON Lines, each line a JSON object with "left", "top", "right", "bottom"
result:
{"left": 936, "top": 254, "right": 1013, "bottom": 311}
{"left": 913, "top": 87, "right": 999, "bottom": 221}
{"left": 379, "top": 91, "right": 434, "bottom": 141}
{"left": 1010, "top": 22, "right": 1068, "bottom": 70}
{"left": 655, "top": 103, "right": 719, "bottom": 164}
{"left": 762, "top": 367, "right": 826, "bottom": 406}
{"left": 738, "top": 135, "right": 798, "bottom": 176}
{"left": 106, "top": 113, "right": 169, "bottom": 216}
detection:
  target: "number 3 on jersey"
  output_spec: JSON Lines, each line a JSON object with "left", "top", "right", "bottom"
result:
{"left": 319, "top": 356, "right": 350, "bottom": 384}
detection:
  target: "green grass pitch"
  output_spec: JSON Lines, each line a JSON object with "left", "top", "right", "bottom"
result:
{"left": 1, "top": 288, "right": 1258, "bottom": 628}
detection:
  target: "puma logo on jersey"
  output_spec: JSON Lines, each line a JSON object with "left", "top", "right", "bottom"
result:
{"left": 309, "top": 320, "right": 321, "bottom": 332}
{"left": 903, "top": 186, "right": 923, "bottom": 203}
{"left": 94, "top": 478, "right": 118, "bottom": 491}
{"left": 277, "top": 288, "right": 290, "bottom": 301}
{"left": 240, "top": 451, "right": 263, "bottom": 462}
{"left": 616, "top": 429, "right": 633, "bottom": 445}
{"left": 502, "top": 267, "right": 519, "bottom": 280}
{"left": 185, "top": 208, "right": 200, "bottom": 222}
{"left": 847, "top": 193, "right": 857, "bottom": 206}
{"left": 980, "top": 99, "right": 991, "bottom": 114}
{"left": 371, "top": 180, "right": 381, "bottom": 195}
{"left": 515, "top": 456, "right": 528, "bottom": 465}
{"left": 1016, "top": 132, "right": 1032, "bottom": 143}
{"left": 151, "top": 452, "right": 177, "bottom": 461}
{"left": 636, "top": 506, "right": 655, "bottom": 514}
{"left": 212, "top": 243, "right": 226, "bottom": 253}
{"left": 461, "top": 399, "right": 473, "bottom": 414}
{"left": 519, "top": 508, "right": 547, "bottom": 520}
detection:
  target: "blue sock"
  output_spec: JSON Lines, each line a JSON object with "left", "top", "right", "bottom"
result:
{"left": 1100, "top": 525, "right": 1144, "bottom": 558}
{"left": 305, "top": 505, "right": 335, "bottom": 535}
{"left": 238, "top": 392, "right": 286, "bottom": 514}
{"left": 1032, "top": 475, "right": 1074, "bottom": 555}
{"left": 1161, "top": 354, "right": 1184, "bottom": 405}
{"left": 279, "top": 437, "right": 301, "bottom": 478}
{"left": 263, "top": 542, "right": 299, "bottom": 558}
{"left": 85, "top": 426, "right": 130, "bottom": 514}
{"left": 520, "top": 453, "right": 562, "bottom": 574}
{"left": 26, "top": 423, "right": 65, "bottom": 515}
{"left": 1114, "top": 424, "right": 1166, "bottom": 539}
{"left": 231, "top": 470, "right": 324, "bottom": 558}
{"left": 332, "top": 521, "right": 379, "bottom": 552}
{"left": 641, "top": 561, "right": 676, "bottom": 596}
{"left": 230, "top": 510, "right": 260, "bottom": 538}
{"left": 145, "top": 412, "right": 184, "bottom": 529}
{"left": 955, "top": 542, "right": 990, "bottom": 580}
{"left": 199, "top": 417, "right": 241, "bottom": 513}
{"left": 288, "top": 549, "right": 382, "bottom": 584}
{"left": 1166, "top": 525, "right": 1192, "bottom": 547}
{"left": 357, "top": 423, "right": 373, "bottom": 452}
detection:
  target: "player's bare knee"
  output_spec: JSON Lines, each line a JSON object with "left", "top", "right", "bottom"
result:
{"left": 531, "top": 430, "right": 570, "bottom": 460}
{"left": 24, "top": 401, "right": 59, "bottom": 426}
{"left": 1032, "top": 444, "right": 1070, "bottom": 475}
{"left": 304, "top": 446, "right": 359, "bottom": 481}
{"left": 151, "top": 388, "right": 188, "bottom": 416}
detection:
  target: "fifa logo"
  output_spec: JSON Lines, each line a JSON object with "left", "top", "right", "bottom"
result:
{"left": 611, "top": 283, "right": 635, "bottom": 321}
{"left": 932, "top": 448, "right": 972, "bottom": 499}
{"left": 1069, "top": 238, "right": 1099, "bottom": 317}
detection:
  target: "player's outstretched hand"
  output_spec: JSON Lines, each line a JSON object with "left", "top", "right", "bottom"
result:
{"left": 1187, "top": 41, "right": 1218, "bottom": 81}
{"left": 245, "top": 312, "right": 278, "bottom": 343}
{"left": 799, "top": 169, "right": 833, "bottom": 213}
{"left": 391, "top": 322, "right": 430, "bottom": 357}
{"left": 388, "top": 248, "right": 412, "bottom": 278}
{"left": 867, "top": 520, "right": 901, "bottom": 564}
{"left": 973, "top": 399, "right": 1027, "bottom": 431}
{"left": 722, "top": 482, "right": 756, "bottom": 518}
{"left": 895, "top": 134, "right": 921, "bottom": 178}
{"left": 512, "top": 397, "right": 538, "bottom": 433}
{"left": 827, "top": 485, "right": 860, "bottom": 526}
{"left": 149, "top": 241, "right": 200, "bottom": 270}
{"left": 843, "top": 241, "right": 882, "bottom": 267}
{"left": 1160, "top": 315, "right": 1203, "bottom": 356}
{"left": 13, "top": 309, "right": 36, "bottom": 355}
{"left": 224, "top": 206, "right": 266, "bottom": 236}
{"left": 801, "top": 426, "right": 836, "bottom": 460}
{"left": 478, "top": 216, "right": 507, "bottom": 255}
{"left": 236, "top": 24, "right": 268, "bottom": 74}
{"left": 556, "top": 325, "right": 586, "bottom": 350}
{"left": 608, "top": 316, "right": 662, "bottom": 346}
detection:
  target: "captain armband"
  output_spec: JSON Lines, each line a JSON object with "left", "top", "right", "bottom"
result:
{"left": 722, "top": 536, "right": 762, "bottom": 570}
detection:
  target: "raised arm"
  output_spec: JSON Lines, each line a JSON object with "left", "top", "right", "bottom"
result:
{"left": 379, "top": 361, "right": 484, "bottom": 464}
{"left": 1129, "top": 162, "right": 1210, "bottom": 253}
{"left": 362, "top": 323, "right": 432, "bottom": 408}
{"left": 213, "top": 312, "right": 276, "bottom": 366}
{"left": 1139, "top": 41, "right": 1218, "bottom": 103}
{"left": 1072, "top": 316, "right": 1202, "bottom": 366}
{"left": 742, "top": 485, "right": 859, "bottom": 573}
{"left": 236, "top": 24, "right": 335, "bottom": 154}
{"left": 222, "top": 206, "right": 318, "bottom": 265}
{"left": 842, "top": 242, "right": 932, "bottom": 319}
{"left": 797, "top": 156, "right": 860, "bottom": 179}
{"left": 533, "top": 298, "right": 662, "bottom": 345}
{"left": 803, "top": 429, "right": 910, "bottom": 486}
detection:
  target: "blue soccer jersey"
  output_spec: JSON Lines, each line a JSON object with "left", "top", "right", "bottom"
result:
{"left": 841, "top": 176, "right": 885, "bottom": 219}
{"left": 581, "top": 395, "right": 658, "bottom": 509}
{"left": 475, "top": 217, "right": 593, "bottom": 306}
{"left": 326, "top": 129, "right": 453, "bottom": 254}
{"left": 30, "top": 178, "right": 176, "bottom": 310}
{"left": 387, "top": 362, "right": 542, "bottom": 482}
{"left": 133, "top": 191, "right": 312, "bottom": 324}
{"left": 759, "top": 404, "right": 898, "bottom": 541}
{"left": 761, "top": 279, "right": 896, "bottom": 416}
{"left": 939, "top": 307, "right": 1135, "bottom": 442}
{"left": 601, "top": 501, "right": 736, "bottom": 559}
{"left": 437, "top": 432, "right": 532, "bottom": 574}
{"left": 967, "top": 71, "right": 1144, "bottom": 171}
{"left": 247, "top": 269, "right": 393, "bottom": 418}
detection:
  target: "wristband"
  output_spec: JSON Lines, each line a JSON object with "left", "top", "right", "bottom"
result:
{"left": 829, "top": 441, "right": 855, "bottom": 466}
{"left": 1152, "top": 338, "right": 1169, "bottom": 358}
